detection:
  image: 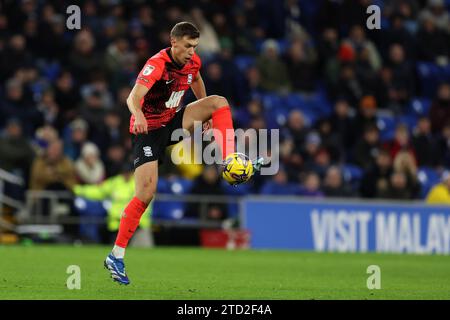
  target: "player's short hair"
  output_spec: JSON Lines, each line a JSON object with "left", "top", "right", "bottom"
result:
{"left": 170, "top": 22, "right": 200, "bottom": 39}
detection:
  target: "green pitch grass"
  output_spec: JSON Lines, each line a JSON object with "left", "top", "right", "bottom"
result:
{"left": 0, "top": 245, "right": 449, "bottom": 300}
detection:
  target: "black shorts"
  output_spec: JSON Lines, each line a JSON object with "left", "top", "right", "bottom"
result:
{"left": 132, "top": 108, "right": 186, "bottom": 168}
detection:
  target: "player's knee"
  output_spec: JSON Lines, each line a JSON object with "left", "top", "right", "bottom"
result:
{"left": 211, "top": 95, "right": 228, "bottom": 110}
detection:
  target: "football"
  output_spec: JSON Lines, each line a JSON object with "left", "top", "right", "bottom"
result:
{"left": 222, "top": 152, "right": 254, "bottom": 186}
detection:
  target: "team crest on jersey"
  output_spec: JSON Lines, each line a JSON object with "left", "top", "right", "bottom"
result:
{"left": 187, "top": 74, "right": 193, "bottom": 84}
{"left": 143, "top": 146, "right": 153, "bottom": 157}
{"left": 142, "top": 65, "right": 155, "bottom": 76}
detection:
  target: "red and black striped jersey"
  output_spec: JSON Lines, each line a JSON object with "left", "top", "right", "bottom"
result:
{"left": 129, "top": 47, "right": 202, "bottom": 132}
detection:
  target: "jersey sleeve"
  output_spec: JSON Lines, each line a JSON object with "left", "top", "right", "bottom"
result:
{"left": 195, "top": 54, "right": 202, "bottom": 76}
{"left": 135, "top": 59, "right": 164, "bottom": 89}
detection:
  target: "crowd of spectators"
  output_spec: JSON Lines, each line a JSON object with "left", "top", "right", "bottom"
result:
{"left": 2, "top": 0, "right": 450, "bottom": 217}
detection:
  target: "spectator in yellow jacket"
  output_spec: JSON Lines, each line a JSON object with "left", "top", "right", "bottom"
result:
{"left": 73, "top": 163, "right": 153, "bottom": 245}
{"left": 426, "top": 171, "right": 450, "bottom": 205}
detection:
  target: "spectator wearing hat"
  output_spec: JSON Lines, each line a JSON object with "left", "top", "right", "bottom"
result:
{"left": 354, "top": 95, "right": 378, "bottom": 138}
{"left": 426, "top": 171, "right": 450, "bottom": 204}
{"left": 64, "top": 118, "right": 90, "bottom": 161}
{"left": 75, "top": 142, "right": 105, "bottom": 185}
{"left": 256, "top": 39, "right": 291, "bottom": 93}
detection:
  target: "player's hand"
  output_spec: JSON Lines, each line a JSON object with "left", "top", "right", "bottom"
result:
{"left": 133, "top": 111, "right": 148, "bottom": 134}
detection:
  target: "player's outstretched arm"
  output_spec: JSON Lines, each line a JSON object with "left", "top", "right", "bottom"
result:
{"left": 127, "top": 83, "right": 150, "bottom": 134}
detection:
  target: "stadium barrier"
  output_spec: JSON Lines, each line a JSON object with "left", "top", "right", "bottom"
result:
{"left": 242, "top": 197, "right": 450, "bottom": 255}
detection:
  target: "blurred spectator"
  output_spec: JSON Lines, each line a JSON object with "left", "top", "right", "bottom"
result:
{"left": 317, "top": 28, "right": 340, "bottom": 74}
{"left": 285, "top": 38, "right": 317, "bottom": 93}
{"left": 53, "top": 71, "right": 81, "bottom": 126}
{"left": 92, "top": 110, "right": 124, "bottom": 153}
{"left": 426, "top": 171, "right": 450, "bottom": 204}
{"left": 384, "top": 123, "right": 417, "bottom": 164}
{"left": 360, "top": 149, "right": 393, "bottom": 198}
{"left": 29, "top": 139, "right": 76, "bottom": 191}
{"left": 344, "top": 25, "right": 382, "bottom": 72}
{"left": 353, "top": 124, "right": 381, "bottom": 171}
{"left": 75, "top": 142, "right": 105, "bottom": 185}
{"left": 315, "top": 118, "right": 342, "bottom": 162}
{"left": 328, "top": 98, "right": 356, "bottom": 153}
{"left": 384, "top": 43, "right": 415, "bottom": 112}
{"left": 203, "top": 62, "right": 227, "bottom": 96}
{"left": 64, "top": 118, "right": 89, "bottom": 160}
{"left": 185, "top": 165, "right": 228, "bottom": 221}
{"left": 33, "top": 124, "right": 59, "bottom": 155}
{"left": 353, "top": 95, "right": 378, "bottom": 137}
{"left": 189, "top": 7, "right": 221, "bottom": 58}
{"left": 381, "top": 12, "right": 416, "bottom": 61}
{"left": 416, "top": 11, "right": 450, "bottom": 63}
{"left": 0, "top": 34, "right": 33, "bottom": 82}
{"left": 256, "top": 39, "right": 291, "bottom": 93}
{"left": 279, "top": 138, "right": 303, "bottom": 183}
{"left": 260, "top": 167, "right": 299, "bottom": 195}
{"left": 322, "top": 166, "right": 355, "bottom": 198}
{"left": 104, "top": 143, "right": 127, "bottom": 178}
{"left": 392, "top": 150, "right": 421, "bottom": 198}
{"left": 304, "top": 147, "right": 332, "bottom": 179}
{"left": 283, "top": 110, "right": 309, "bottom": 153}
{"left": 298, "top": 172, "right": 324, "bottom": 197}
{"left": 429, "top": 83, "right": 450, "bottom": 133}
{"left": 37, "top": 89, "right": 64, "bottom": 131}
{"left": 381, "top": 170, "right": 413, "bottom": 199}
{"left": 301, "top": 131, "right": 322, "bottom": 168}
{"left": 412, "top": 116, "right": 442, "bottom": 167}
{"left": 0, "top": 119, "right": 35, "bottom": 178}
{"left": 69, "top": 30, "right": 103, "bottom": 83}
{"left": 333, "top": 63, "right": 363, "bottom": 106}
{"left": 437, "top": 122, "right": 450, "bottom": 168}
{"left": 37, "top": 4, "right": 68, "bottom": 60}
{"left": 232, "top": 12, "right": 257, "bottom": 55}
{"left": 1, "top": 77, "right": 43, "bottom": 136}
{"left": 419, "top": 0, "right": 450, "bottom": 32}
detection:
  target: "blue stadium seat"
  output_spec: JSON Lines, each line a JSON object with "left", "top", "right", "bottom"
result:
{"left": 261, "top": 93, "right": 284, "bottom": 110}
{"left": 74, "top": 197, "right": 107, "bottom": 242}
{"left": 260, "top": 182, "right": 300, "bottom": 195}
{"left": 407, "top": 97, "right": 431, "bottom": 117}
{"left": 342, "top": 164, "right": 363, "bottom": 191}
{"left": 397, "top": 115, "right": 418, "bottom": 132}
{"left": 377, "top": 115, "right": 397, "bottom": 142}
{"left": 153, "top": 178, "right": 193, "bottom": 220}
{"left": 234, "top": 55, "right": 255, "bottom": 72}
{"left": 167, "top": 178, "right": 193, "bottom": 195}
{"left": 417, "top": 167, "right": 441, "bottom": 199}
{"left": 152, "top": 201, "right": 185, "bottom": 220}
{"left": 417, "top": 62, "right": 450, "bottom": 98}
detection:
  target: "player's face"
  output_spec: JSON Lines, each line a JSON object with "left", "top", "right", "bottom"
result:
{"left": 171, "top": 36, "right": 199, "bottom": 65}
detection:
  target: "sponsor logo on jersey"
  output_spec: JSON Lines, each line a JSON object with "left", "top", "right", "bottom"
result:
{"left": 187, "top": 74, "right": 193, "bottom": 84}
{"left": 142, "top": 65, "right": 155, "bottom": 76}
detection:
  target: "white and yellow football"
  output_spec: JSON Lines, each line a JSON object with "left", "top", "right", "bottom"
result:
{"left": 222, "top": 153, "right": 253, "bottom": 186}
